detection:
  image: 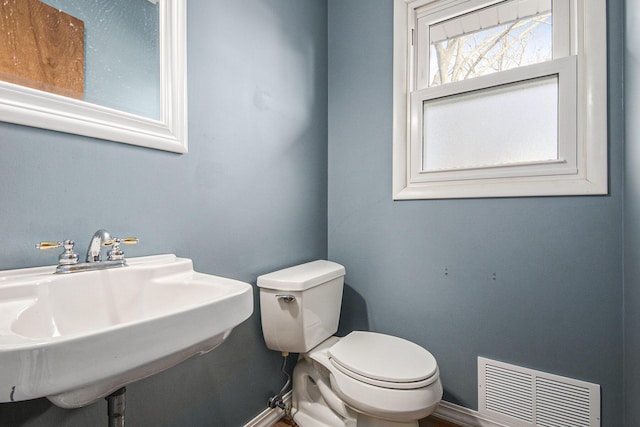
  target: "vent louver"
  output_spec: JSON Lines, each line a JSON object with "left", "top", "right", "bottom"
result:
{"left": 478, "top": 357, "right": 600, "bottom": 427}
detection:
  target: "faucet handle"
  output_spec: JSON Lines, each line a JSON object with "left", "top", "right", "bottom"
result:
{"left": 36, "top": 240, "right": 79, "bottom": 266}
{"left": 104, "top": 237, "right": 138, "bottom": 261}
{"left": 102, "top": 237, "right": 139, "bottom": 247}
{"left": 36, "top": 241, "right": 65, "bottom": 250}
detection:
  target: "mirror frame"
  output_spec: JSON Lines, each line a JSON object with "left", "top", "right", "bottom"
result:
{"left": 0, "top": 0, "right": 188, "bottom": 153}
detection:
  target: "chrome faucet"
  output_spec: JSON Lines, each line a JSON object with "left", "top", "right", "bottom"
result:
{"left": 36, "top": 229, "right": 138, "bottom": 274}
{"left": 86, "top": 229, "right": 112, "bottom": 262}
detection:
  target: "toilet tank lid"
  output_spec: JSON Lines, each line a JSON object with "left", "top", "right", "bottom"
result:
{"left": 257, "top": 260, "right": 345, "bottom": 291}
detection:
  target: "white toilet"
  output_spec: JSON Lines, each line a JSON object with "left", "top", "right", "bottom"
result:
{"left": 258, "top": 260, "right": 442, "bottom": 427}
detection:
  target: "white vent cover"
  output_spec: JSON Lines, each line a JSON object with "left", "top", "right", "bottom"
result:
{"left": 478, "top": 357, "right": 601, "bottom": 427}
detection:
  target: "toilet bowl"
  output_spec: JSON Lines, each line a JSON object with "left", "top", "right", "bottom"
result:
{"left": 296, "top": 333, "right": 442, "bottom": 426}
{"left": 257, "top": 261, "right": 442, "bottom": 426}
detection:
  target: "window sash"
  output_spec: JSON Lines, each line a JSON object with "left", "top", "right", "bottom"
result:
{"left": 409, "top": 56, "right": 577, "bottom": 183}
{"left": 414, "top": 0, "right": 570, "bottom": 91}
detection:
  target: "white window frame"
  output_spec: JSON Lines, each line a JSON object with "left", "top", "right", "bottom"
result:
{"left": 393, "top": 0, "right": 608, "bottom": 200}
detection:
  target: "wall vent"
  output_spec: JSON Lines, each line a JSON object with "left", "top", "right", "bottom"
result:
{"left": 478, "top": 357, "right": 600, "bottom": 427}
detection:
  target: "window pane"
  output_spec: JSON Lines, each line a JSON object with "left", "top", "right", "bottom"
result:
{"left": 422, "top": 76, "right": 558, "bottom": 171}
{"left": 429, "top": 0, "right": 552, "bottom": 87}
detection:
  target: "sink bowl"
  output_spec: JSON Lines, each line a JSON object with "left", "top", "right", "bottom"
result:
{"left": 0, "top": 254, "right": 253, "bottom": 408}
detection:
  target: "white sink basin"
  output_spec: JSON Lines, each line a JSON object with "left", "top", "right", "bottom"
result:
{"left": 0, "top": 254, "right": 253, "bottom": 408}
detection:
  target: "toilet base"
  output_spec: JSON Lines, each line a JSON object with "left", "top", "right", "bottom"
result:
{"left": 293, "top": 359, "right": 356, "bottom": 427}
{"left": 294, "top": 412, "right": 417, "bottom": 427}
{"left": 292, "top": 358, "right": 427, "bottom": 427}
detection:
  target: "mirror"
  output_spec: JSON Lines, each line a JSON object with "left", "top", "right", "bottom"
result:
{"left": 0, "top": 0, "right": 187, "bottom": 153}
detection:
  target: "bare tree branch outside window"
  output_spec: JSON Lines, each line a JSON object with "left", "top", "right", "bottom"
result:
{"left": 429, "top": 12, "right": 552, "bottom": 87}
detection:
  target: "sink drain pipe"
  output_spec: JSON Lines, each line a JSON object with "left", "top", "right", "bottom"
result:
{"left": 106, "top": 387, "right": 126, "bottom": 427}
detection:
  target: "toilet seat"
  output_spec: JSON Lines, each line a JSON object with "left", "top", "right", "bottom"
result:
{"left": 328, "top": 331, "right": 439, "bottom": 390}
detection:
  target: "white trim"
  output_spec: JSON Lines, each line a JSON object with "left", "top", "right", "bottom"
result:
{"left": 393, "top": 0, "right": 411, "bottom": 198}
{"left": 434, "top": 401, "right": 510, "bottom": 427}
{"left": 243, "top": 391, "right": 292, "bottom": 427}
{"left": 0, "top": 0, "right": 188, "bottom": 153}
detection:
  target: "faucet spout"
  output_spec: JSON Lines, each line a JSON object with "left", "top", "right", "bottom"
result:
{"left": 86, "top": 229, "right": 112, "bottom": 262}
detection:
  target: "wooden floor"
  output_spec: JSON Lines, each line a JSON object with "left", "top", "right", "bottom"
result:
{"left": 420, "top": 416, "right": 463, "bottom": 427}
{"left": 273, "top": 415, "right": 461, "bottom": 427}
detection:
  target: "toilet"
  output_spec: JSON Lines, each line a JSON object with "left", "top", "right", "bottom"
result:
{"left": 258, "top": 260, "right": 442, "bottom": 427}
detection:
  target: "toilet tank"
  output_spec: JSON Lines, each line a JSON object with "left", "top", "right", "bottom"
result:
{"left": 257, "top": 260, "right": 345, "bottom": 353}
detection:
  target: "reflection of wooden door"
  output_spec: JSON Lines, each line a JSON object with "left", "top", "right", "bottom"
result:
{"left": 0, "top": 0, "right": 84, "bottom": 99}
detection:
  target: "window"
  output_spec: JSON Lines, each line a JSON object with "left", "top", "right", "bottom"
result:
{"left": 393, "top": 0, "right": 607, "bottom": 199}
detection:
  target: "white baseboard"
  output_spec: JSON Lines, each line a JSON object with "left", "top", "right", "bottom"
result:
{"left": 243, "top": 391, "right": 292, "bottom": 427}
{"left": 434, "top": 401, "right": 509, "bottom": 427}
{"left": 243, "top": 395, "right": 506, "bottom": 427}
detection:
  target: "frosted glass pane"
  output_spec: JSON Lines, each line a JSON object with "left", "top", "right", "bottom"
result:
{"left": 422, "top": 76, "right": 558, "bottom": 171}
{"left": 428, "top": 0, "right": 552, "bottom": 86}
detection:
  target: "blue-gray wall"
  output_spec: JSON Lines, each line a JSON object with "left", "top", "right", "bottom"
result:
{"left": 625, "top": 0, "right": 640, "bottom": 424}
{"left": 327, "top": 1, "right": 625, "bottom": 426}
{"left": 0, "top": 1, "right": 327, "bottom": 426}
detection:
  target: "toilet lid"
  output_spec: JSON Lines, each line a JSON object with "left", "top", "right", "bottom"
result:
{"left": 328, "top": 331, "right": 438, "bottom": 385}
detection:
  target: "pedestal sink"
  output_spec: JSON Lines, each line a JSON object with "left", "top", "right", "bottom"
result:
{"left": 0, "top": 254, "right": 253, "bottom": 408}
